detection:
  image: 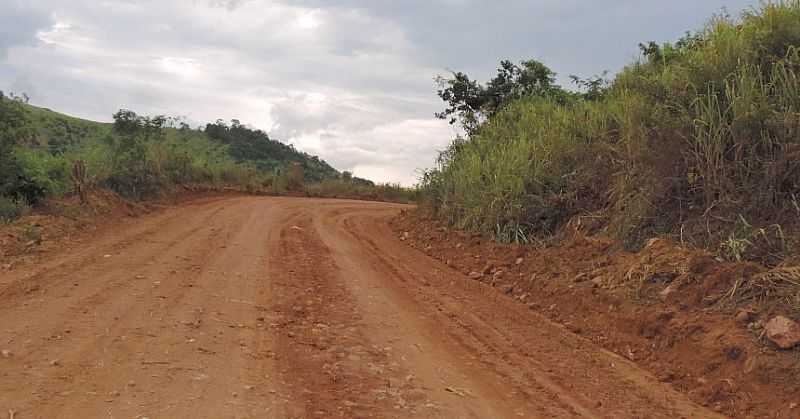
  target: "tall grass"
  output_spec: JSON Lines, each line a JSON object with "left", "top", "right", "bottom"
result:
{"left": 421, "top": 1, "right": 800, "bottom": 252}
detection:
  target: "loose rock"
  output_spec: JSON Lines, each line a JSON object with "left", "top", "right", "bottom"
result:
{"left": 765, "top": 316, "right": 800, "bottom": 349}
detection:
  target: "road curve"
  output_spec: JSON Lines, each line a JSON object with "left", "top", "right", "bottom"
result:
{"left": 0, "top": 197, "right": 724, "bottom": 418}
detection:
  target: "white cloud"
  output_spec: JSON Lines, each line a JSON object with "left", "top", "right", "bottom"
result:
{"left": 289, "top": 118, "right": 454, "bottom": 185}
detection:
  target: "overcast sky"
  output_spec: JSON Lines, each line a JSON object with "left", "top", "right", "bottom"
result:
{"left": 1, "top": 0, "right": 756, "bottom": 185}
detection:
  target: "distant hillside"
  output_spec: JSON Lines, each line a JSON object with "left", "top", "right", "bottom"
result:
{"left": 19, "top": 103, "right": 341, "bottom": 183}
{"left": 203, "top": 119, "right": 339, "bottom": 183}
{"left": 0, "top": 95, "right": 413, "bottom": 220}
{"left": 22, "top": 105, "right": 111, "bottom": 154}
{"left": 0, "top": 95, "right": 371, "bottom": 209}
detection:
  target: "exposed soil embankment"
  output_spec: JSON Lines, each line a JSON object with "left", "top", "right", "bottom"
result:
{"left": 391, "top": 211, "right": 800, "bottom": 418}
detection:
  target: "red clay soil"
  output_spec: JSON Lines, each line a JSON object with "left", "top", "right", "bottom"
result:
{"left": 0, "top": 196, "right": 727, "bottom": 418}
{"left": 391, "top": 212, "right": 800, "bottom": 418}
{"left": 0, "top": 187, "right": 247, "bottom": 269}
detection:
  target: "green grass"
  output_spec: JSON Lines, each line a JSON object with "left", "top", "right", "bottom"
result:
{"left": 421, "top": 1, "right": 800, "bottom": 258}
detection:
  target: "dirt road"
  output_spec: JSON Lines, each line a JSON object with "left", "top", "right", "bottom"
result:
{"left": 0, "top": 197, "right": 724, "bottom": 418}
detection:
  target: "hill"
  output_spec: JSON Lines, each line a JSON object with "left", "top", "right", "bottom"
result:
{"left": 20, "top": 103, "right": 341, "bottom": 183}
{"left": 0, "top": 97, "right": 413, "bottom": 219}
{"left": 0, "top": 97, "right": 351, "bottom": 206}
{"left": 21, "top": 104, "right": 112, "bottom": 154}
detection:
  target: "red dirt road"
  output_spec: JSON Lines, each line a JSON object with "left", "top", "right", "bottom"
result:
{"left": 0, "top": 197, "right": 724, "bottom": 418}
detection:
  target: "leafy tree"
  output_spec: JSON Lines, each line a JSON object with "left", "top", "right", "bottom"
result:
{"left": 638, "top": 31, "right": 704, "bottom": 66}
{"left": 0, "top": 92, "right": 43, "bottom": 203}
{"left": 104, "top": 109, "right": 168, "bottom": 198}
{"left": 112, "top": 110, "right": 166, "bottom": 143}
{"left": 0, "top": 92, "right": 25, "bottom": 177}
{"left": 569, "top": 72, "right": 610, "bottom": 101}
{"left": 436, "top": 59, "right": 569, "bottom": 132}
{"left": 484, "top": 60, "right": 563, "bottom": 112}
{"left": 435, "top": 71, "right": 485, "bottom": 131}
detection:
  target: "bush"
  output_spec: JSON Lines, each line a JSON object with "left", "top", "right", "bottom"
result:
{"left": 14, "top": 148, "right": 71, "bottom": 196}
{"left": 0, "top": 196, "right": 29, "bottom": 223}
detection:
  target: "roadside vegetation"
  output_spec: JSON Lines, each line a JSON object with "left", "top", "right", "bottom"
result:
{"left": 421, "top": 1, "right": 800, "bottom": 265}
{"left": 306, "top": 172, "right": 415, "bottom": 203}
{"left": 0, "top": 95, "right": 413, "bottom": 223}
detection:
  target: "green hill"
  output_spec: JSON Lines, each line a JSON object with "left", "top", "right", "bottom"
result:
{"left": 20, "top": 103, "right": 340, "bottom": 182}
{"left": 0, "top": 97, "right": 346, "bottom": 205}
{"left": 21, "top": 105, "right": 112, "bottom": 154}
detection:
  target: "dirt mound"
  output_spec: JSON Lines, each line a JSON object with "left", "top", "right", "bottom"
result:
{"left": 391, "top": 212, "right": 800, "bottom": 418}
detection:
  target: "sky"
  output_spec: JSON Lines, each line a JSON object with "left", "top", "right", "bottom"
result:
{"left": 1, "top": 0, "right": 756, "bottom": 185}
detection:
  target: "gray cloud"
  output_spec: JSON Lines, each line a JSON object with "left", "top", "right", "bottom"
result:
{"left": 0, "top": 0, "right": 757, "bottom": 185}
{"left": 0, "top": 1, "right": 51, "bottom": 60}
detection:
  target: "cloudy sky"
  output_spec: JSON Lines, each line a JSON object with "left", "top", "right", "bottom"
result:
{"left": 1, "top": 0, "right": 756, "bottom": 185}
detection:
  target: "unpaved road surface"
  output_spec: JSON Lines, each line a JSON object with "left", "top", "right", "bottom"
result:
{"left": 0, "top": 197, "right": 724, "bottom": 418}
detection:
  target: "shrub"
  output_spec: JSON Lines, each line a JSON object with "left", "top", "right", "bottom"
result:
{"left": 13, "top": 148, "right": 71, "bottom": 196}
{"left": 0, "top": 196, "right": 29, "bottom": 223}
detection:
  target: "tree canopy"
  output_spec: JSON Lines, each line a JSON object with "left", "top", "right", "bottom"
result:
{"left": 435, "top": 59, "right": 570, "bottom": 132}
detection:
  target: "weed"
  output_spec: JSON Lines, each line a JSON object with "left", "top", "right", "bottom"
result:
{"left": 0, "top": 197, "right": 29, "bottom": 223}
{"left": 21, "top": 224, "right": 42, "bottom": 245}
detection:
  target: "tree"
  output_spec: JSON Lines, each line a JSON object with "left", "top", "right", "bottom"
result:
{"left": 435, "top": 59, "right": 568, "bottom": 132}
{"left": 435, "top": 71, "right": 485, "bottom": 132}
{"left": 112, "top": 109, "right": 166, "bottom": 144}
{"left": 484, "top": 59, "right": 562, "bottom": 113}
{"left": 105, "top": 109, "right": 168, "bottom": 198}
{"left": 569, "top": 72, "right": 610, "bottom": 101}
{"left": 0, "top": 91, "right": 41, "bottom": 203}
